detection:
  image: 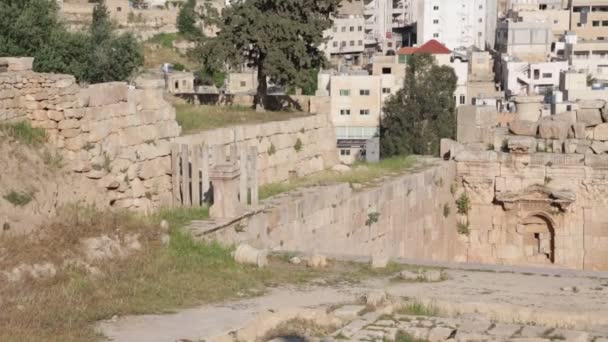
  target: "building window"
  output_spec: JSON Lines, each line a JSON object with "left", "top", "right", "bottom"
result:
{"left": 341, "top": 26, "right": 346, "bottom": 32}
{"left": 333, "top": 27, "right": 337, "bottom": 32}
{"left": 603, "top": 20, "right": 608, "bottom": 26}
{"left": 350, "top": 40, "right": 354, "bottom": 46}
{"left": 478, "top": 18, "right": 483, "bottom": 23}
{"left": 382, "top": 67, "right": 392, "bottom": 74}
{"left": 116, "top": 7, "right": 122, "bottom": 12}
{"left": 240, "top": 81, "right": 246, "bottom": 87}
{"left": 360, "top": 89, "right": 370, "bottom": 96}
{"left": 433, "top": 33, "right": 439, "bottom": 38}
{"left": 360, "top": 109, "right": 370, "bottom": 115}
{"left": 341, "top": 41, "right": 346, "bottom": 47}
{"left": 593, "top": 21, "right": 600, "bottom": 27}
{"left": 534, "top": 69, "right": 540, "bottom": 80}
{"left": 433, "top": 19, "right": 439, "bottom": 24}
{"left": 358, "top": 26, "right": 363, "bottom": 31}
{"left": 433, "top": 5, "right": 439, "bottom": 10}
{"left": 382, "top": 87, "right": 391, "bottom": 94}
{"left": 333, "top": 41, "right": 338, "bottom": 48}
{"left": 340, "top": 89, "right": 350, "bottom": 96}
{"left": 478, "top": 32, "right": 482, "bottom": 37}
{"left": 350, "top": 26, "right": 354, "bottom": 32}
{"left": 459, "top": 95, "right": 466, "bottom": 104}
{"left": 387, "top": 42, "right": 392, "bottom": 47}
{"left": 175, "top": 81, "right": 179, "bottom": 89}
{"left": 358, "top": 40, "right": 363, "bottom": 46}
{"left": 340, "top": 109, "right": 351, "bottom": 115}
{"left": 539, "top": 4, "right": 547, "bottom": 10}
{"left": 340, "top": 149, "right": 351, "bottom": 156}
{"left": 542, "top": 73, "right": 552, "bottom": 78}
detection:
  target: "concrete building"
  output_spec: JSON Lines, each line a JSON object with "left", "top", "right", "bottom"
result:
{"left": 569, "top": 0, "right": 608, "bottom": 41}
{"left": 415, "top": 0, "right": 494, "bottom": 50}
{"left": 496, "top": 20, "right": 552, "bottom": 61}
{"left": 323, "top": 14, "right": 367, "bottom": 67}
{"left": 362, "top": 0, "right": 415, "bottom": 52}
{"left": 501, "top": 55, "right": 568, "bottom": 96}
{"left": 509, "top": 2, "right": 570, "bottom": 41}
{"left": 226, "top": 72, "right": 258, "bottom": 95}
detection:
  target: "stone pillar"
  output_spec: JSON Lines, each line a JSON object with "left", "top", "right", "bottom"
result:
{"left": 209, "top": 162, "right": 242, "bottom": 219}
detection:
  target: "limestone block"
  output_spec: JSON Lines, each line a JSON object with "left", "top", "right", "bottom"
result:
{"left": 591, "top": 141, "right": 608, "bottom": 154}
{"left": 578, "top": 99, "right": 606, "bottom": 109}
{"left": 509, "top": 120, "right": 538, "bottom": 136}
{"left": 1, "top": 57, "right": 34, "bottom": 71}
{"left": 584, "top": 154, "right": 608, "bottom": 167}
{"left": 64, "top": 108, "right": 85, "bottom": 119}
{"left": 539, "top": 120, "right": 569, "bottom": 140}
{"left": 496, "top": 244, "right": 521, "bottom": 260}
{"left": 507, "top": 136, "right": 537, "bottom": 153}
{"left": 454, "top": 150, "right": 497, "bottom": 162}
{"left": 456, "top": 161, "right": 500, "bottom": 178}
{"left": 564, "top": 139, "right": 578, "bottom": 154}
{"left": 575, "top": 140, "right": 591, "bottom": 154}
{"left": 552, "top": 140, "right": 564, "bottom": 153}
{"left": 64, "top": 135, "right": 87, "bottom": 151}
{"left": 577, "top": 108, "right": 603, "bottom": 127}
{"left": 586, "top": 127, "right": 595, "bottom": 140}
{"left": 86, "top": 82, "right": 128, "bottom": 107}
{"left": 594, "top": 123, "right": 608, "bottom": 141}
{"left": 58, "top": 119, "right": 80, "bottom": 130}
{"left": 552, "top": 111, "right": 576, "bottom": 124}
{"left": 571, "top": 122, "right": 586, "bottom": 139}
{"left": 136, "top": 157, "right": 171, "bottom": 180}
{"left": 60, "top": 128, "right": 80, "bottom": 138}
{"left": 55, "top": 77, "right": 75, "bottom": 89}
{"left": 46, "top": 110, "right": 63, "bottom": 121}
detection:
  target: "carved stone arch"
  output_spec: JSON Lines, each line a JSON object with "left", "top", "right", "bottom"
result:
{"left": 520, "top": 213, "right": 556, "bottom": 264}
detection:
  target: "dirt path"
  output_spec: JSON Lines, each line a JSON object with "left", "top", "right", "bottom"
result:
{"left": 99, "top": 264, "right": 608, "bottom": 341}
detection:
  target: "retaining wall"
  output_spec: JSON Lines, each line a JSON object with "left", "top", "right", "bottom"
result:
{"left": 174, "top": 114, "right": 339, "bottom": 185}
{"left": 201, "top": 160, "right": 467, "bottom": 261}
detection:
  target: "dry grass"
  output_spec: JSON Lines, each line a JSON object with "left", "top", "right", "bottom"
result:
{"left": 0, "top": 206, "right": 407, "bottom": 342}
{"left": 175, "top": 103, "right": 310, "bottom": 134}
{"left": 259, "top": 155, "right": 418, "bottom": 200}
{"left": 143, "top": 33, "right": 197, "bottom": 70}
{"left": 263, "top": 318, "right": 338, "bottom": 340}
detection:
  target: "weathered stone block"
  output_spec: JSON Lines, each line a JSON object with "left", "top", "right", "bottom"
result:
{"left": 591, "top": 141, "right": 608, "bottom": 154}
{"left": 507, "top": 136, "right": 537, "bottom": 153}
{"left": 86, "top": 82, "right": 128, "bottom": 107}
{"left": 594, "top": 123, "right": 608, "bottom": 141}
{"left": 578, "top": 99, "right": 606, "bottom": 109}
{"left": 585, "top": 154, "right": 608, "bottom": 167}
{"left": 539, "top": 120, "right": 569, "bottom": 140}
{"left": 509, "top": 120, "right": 538, "bottom": 136}
{"left": 58, "top": 119, "right": 80, "bottom": 130}
{"left": 577, "top": 108, "right": 603, "bottom": 127}
{"left": 553, "top": 111, "right": 576, "bottom": 124}
{"left": 571, "top": 122, "right": 586, "bottom": 139}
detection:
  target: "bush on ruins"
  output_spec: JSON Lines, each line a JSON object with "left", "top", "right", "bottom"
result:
{"left": 0, "top": 0, "right": 142, "bottom": 84}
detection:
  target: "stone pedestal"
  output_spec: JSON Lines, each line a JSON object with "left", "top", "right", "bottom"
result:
{"left": 209, "top": 163, "right": 242, "bottom": 219}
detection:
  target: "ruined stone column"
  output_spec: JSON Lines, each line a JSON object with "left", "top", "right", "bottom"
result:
{"left": 209, "top": 162, "right": 242, "bottom": 219}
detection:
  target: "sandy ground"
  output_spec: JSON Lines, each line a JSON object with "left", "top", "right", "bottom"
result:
{"left": 99, "top": 262, "right": 608, "bottom": 342}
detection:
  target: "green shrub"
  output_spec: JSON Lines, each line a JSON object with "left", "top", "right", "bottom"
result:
{"left": 457, "top": 221, "right": 470, "bottom": 236}
{"left": 456, "top": 193, "right": 471, "bottom": 215}
{"left": 294, "top": 138, "right": 303, "bottom": 152}
{"left": 0, "top": 121, "right": 46, "bottom": 146}
{"left": 267, "top": 143, "right": 276, "bottom": 155}
{"left": 3, "top": 191, "right": 33, "bottom": 207}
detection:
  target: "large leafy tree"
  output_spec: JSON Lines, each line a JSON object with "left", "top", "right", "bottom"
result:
{"left": 177, "top": 0, "right": 200, "bottom": 38}
{"left": 194, "top": 0, "right": 341, "bottom": 110}
{"left": 0, "top": 0, "right": 141, "bottom": 84}
{"left": 380, "top": 54, "right": 457, "bottom": 156}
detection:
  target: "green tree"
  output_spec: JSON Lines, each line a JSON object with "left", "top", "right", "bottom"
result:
{"left": 177, "top": 0, "right": 200, "bottom": 38}
{"left": 380, "top": 54, "right": 457, "bottom": 156}
{"left": 0, "top": 0, "right": 142, "bottom": 84}
{"left": 194, "top": 0, "right": 341, "bottom": 110}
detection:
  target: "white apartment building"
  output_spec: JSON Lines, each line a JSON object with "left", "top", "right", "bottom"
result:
{"left": 501, "top": 56, "right": 568, "bottom": 96}
{"left": 363, "top": 0, "right": 413, "bottom": 51}
{"left": 415, "top": 0, "right": 495, "bottom": 50}
{"left": 323, "top": 15, "right": 367, "bottom": 66}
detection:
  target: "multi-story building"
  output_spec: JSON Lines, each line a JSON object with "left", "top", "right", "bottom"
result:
{"left": 496, "top": 20, "right": 552, "bottom": 61}
{"left": 501, "top": 56, "right": 568, "bottom": 96}
{"left": 569, "top": 0, "right": 608, "bottom": 41}
{"left": 323, "top": 14, "right": 367, "bottom": 67}
{"left": 415, "top": 0, "right": 494, "bottom": 50}
{"left": 363, "top": 0, "right": 414, "bottom": 51}
{"left": 509, "top": 1, "right": 569, "bottom": 41}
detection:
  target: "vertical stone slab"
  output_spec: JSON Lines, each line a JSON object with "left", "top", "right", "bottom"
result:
{"left": 181, "top": 144, "right": 191, "bottom": 207}
{"left": 239, "top": 145, "right": 248, "bottom": 205}
{"left": 171, "top": 143, "right": 181, "bottom": 206}
{"left": 192, "top": 144, "right": 201, "bottom": 207}
{"left": 249, "top": 146, "right": 259, "bottom": 205}
{"left": 202, "top": 144, "right": 210, "bottom": 203}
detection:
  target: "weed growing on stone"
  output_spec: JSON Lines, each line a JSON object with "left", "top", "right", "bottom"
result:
{"left": 3, "top": 191, "right": 33, "bottom": 207}
{"left": 443, "top": 203, "right": 451, "bottom": 218}
{"left": 0, "top": 121, "right": 46, "bottom": 146}
{"left": 366, "top": 212, "right": 381, "bottom": 227}
{"left": 395, "top": 302, "right": 440, "bottom": 317}
{"left": 457, "top": 221, "right": 470, "bottom": 236}
{"left": 268, "top": 143, "right": 277, "bottom": 155}
{"left": 42, "top": 149, "right": 64, "bottom": 170}
{"left": 456, "top": 193, "right": 471, "bottom": 215}
{"left": 294, "top": 138, "right": 303, "bottom": 152}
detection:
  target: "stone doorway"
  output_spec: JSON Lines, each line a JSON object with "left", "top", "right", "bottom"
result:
{"left": 521, "top": 215, "right": 555, "bottom": 264}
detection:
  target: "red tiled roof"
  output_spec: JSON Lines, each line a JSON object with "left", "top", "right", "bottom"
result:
{"left": 396, "top": 47, "right": 418, "bottom": 55}
{"left": 397, "top": 40, "right": 452, "bottom": 55}
{"left": 414, "top": 39, "right": 452, "bottom": 54}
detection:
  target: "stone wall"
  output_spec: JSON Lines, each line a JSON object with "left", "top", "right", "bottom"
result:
{"left": 0, "top": 60, "right": 181, "bottom": 212}
{"left": 451, "top": 148, "right": 608, "bottom": 271}
{"left": 199, "top": 160, "right": 467, "bottom": 262}
{"left": 174, "top": 114, "right": 339, "bottom": 185}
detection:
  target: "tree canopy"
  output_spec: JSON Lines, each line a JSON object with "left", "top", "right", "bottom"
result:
{"left": 177, "top": 0, "right": 200, "bottom": 38}
{"left": 380, "top": 54, "right": 457, "bottom": 156}
{"left": 193, "top": 0, "right": 341, "bottom": 110}
{"left": 0, "top": 0, "right": 142, "bottom": 84}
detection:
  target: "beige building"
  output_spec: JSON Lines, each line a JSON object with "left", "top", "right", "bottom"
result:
{"left": 510, "top": 5, "right": 570, "bottom": 40}
{"left": 569, "top": 0, "right": 608, "bottom": 41}
{"left": 496, "top": 20, "right": 552, "bottom": 61}
{"left": 166, "top": 71, "right": 195, "bottom": 94}
{"left": 323, "top": 14, "right": 367, "bottom": 67}
{"left": 225, "top": 72, "right": 258, "bottom": 95}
